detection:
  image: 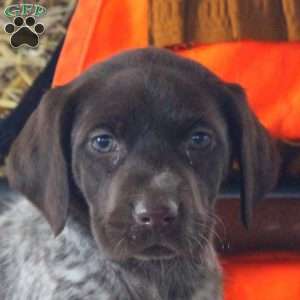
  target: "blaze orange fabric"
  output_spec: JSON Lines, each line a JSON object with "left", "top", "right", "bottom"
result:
{"left": 222, "top": 253, "right": 300, "bottom": 300}
{"left": 178, "top": 42, "right": 300, "bottom": 140}
{"left": 54, "top": 0, "right": 148, "bottom": 85}
{"left": 53, "top": 1, "right": 300, "bottom": 299}
{"left": 53, "top": 0, "right": 300, "bottom": 140}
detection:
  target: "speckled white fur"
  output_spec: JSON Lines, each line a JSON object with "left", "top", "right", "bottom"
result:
{"left": 0, "top": 195, "right": 221, "bottom": 300}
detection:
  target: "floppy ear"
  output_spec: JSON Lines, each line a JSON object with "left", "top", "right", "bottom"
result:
{"left": 6, "top": 86, "right": 75, "bottom": 235}
{"left": 223, "top": 83, "right": 280, "bottom": 226}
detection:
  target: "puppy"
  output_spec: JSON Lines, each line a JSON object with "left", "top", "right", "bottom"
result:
{"left": 1, "top": 48, "right": 279, "bottom": 300}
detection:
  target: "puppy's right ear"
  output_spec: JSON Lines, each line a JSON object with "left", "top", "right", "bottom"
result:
{"left": 222, "top": 83, "right": 280, "bottom": 226}
{"left": 6, "top": 86, "right": 75, "bottom": 235}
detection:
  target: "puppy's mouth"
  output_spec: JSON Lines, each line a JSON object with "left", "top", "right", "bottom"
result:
{"left": 134, "top": 244, "right": 177, "bottom": 260}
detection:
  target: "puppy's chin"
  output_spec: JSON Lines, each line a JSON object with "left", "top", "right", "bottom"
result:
{"left": 93, "top": 235, "right": 180, "bottom": 262}
{"left": 93, "top": 233, "right": 206, "bottom": 264}
{"left": 132, "top": 244, "right": 178, "bottom": 261}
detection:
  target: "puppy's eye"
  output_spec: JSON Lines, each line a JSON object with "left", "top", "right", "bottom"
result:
{"left": 90, "top": 133, "right": 116, "bottom": 153}
{"left": 188, "top": 131, "right": 213, "bottom": 150}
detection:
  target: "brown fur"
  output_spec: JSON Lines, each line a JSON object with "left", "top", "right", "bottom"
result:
{"left": 5, "top": 48, "right": 280, "bottom": 299}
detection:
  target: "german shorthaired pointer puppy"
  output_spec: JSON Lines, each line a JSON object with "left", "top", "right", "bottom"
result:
{"left": 1, "top": 48, "right": 279, "bottom": 300}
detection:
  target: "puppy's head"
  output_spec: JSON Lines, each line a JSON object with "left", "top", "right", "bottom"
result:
{"left": 7, "top": 48, "right": 279, "bottom": 262}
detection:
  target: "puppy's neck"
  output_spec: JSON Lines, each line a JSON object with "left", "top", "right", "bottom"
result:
{"left": 104, "top": 247, "right": 221, "bottom": 300}
{"left": 68, "top": 194, "right": 90, "bottom": 228}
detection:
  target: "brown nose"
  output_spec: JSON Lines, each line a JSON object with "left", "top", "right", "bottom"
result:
{"left": 133, "top": 200, "right": 179, "bottom": 227}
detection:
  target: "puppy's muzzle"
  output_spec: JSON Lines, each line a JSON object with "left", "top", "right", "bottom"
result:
{"left": 130, "top": 200, "right": 181, "bottom": 260}
{"left": 133, "top": 200, "right": 179, "bottom": 229}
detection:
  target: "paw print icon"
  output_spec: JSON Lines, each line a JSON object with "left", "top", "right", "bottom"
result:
{"left": 4, "top": 16, "right": 45, "bottom": 48}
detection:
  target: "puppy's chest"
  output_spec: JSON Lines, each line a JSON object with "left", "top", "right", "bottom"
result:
{"left": 7, "top": 240, "right": 218, "bottom": 300}
{"left": 0, "top": 200, "right": 219, "bottom": 300}
{"left": 3, "top": 231, "right": 120, "bottom": 299}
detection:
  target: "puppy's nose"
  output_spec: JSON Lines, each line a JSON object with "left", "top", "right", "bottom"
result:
{"left": 133, "top": 201, "right": 179, "bottom": 227}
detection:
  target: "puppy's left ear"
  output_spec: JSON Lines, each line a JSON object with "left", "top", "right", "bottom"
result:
{"left": 223, "top": 83, "right": 280, "bottom": 226}
{"left": 6, "top": 86, "right": 75, "bottom": 235}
